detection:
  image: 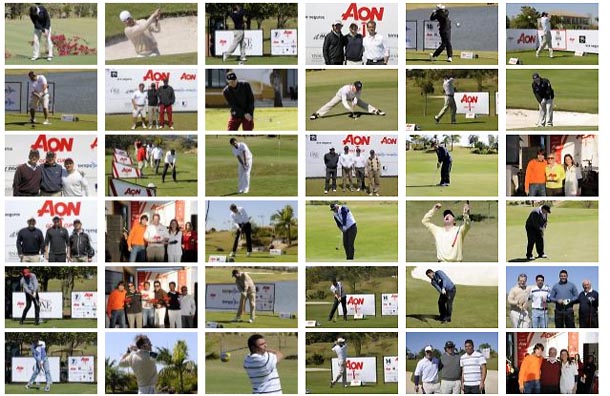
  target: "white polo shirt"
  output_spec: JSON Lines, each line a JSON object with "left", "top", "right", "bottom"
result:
{"left": 231, "top": 207, "right": 250, "bottom": 225}
{"left": 414, "top": 357, "right": 440, "bottom": 383}
{"left": 244, "top": 352, "right": 282, "bottom": 394}
{"left": 232, "top": 142, "right": 252, "bottom": 164}
{"left": 132, "top": 89, "right": 147, "bottom": 106}
{"left": 332, "top": 344, "right": 347, "bottom": 360}
{"left": 31, "top": 75, "right": 48, "bottom": 94}
{"left": 363, "top": 33, "right": 389, "bottom": 62}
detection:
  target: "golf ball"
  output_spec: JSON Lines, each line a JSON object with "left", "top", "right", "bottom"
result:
{"left": 220, "top": 352, "right": 231, "bottom": 362}
{"left": 456, "top": 22, "right": 461, "bottom": 27}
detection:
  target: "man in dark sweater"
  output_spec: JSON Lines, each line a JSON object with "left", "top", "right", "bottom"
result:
{"left": 29, "top": 5, "right": 53, "bottom": 61}
{"left": 13, "top": 149, "right": 42, "bottom": 196}
{"left": 532, "top": 73, "right": 555, "bottom": 127}
{"left": 40, "top": 151, "right": 62, "bottom": 196}
{"left": 576, "top": 279, "right": 598, "bottom": 328}
{"left": 167, "top": 281, "right": 182, "bottom": 328}
{"left": 223, "top": 71, "right": 255, "bottom": 131}
{"left": 432, "top": 141, "right": 452, "bottom": 186}
{"left": 525, "top": 204, "right": 550, "bottom": 260}
{"left": 345, "top": 23, "right": 363, "bottom": 65}
{"left": 17, "top": 218, "right": 45, "bottom": 262}
{"left": 158, "top": 78, "right": 176, "bottom": 129}
{"left": 540, "top": 347, "right": 561, "bottom": 393}
{"left": 324, "top": 147, "right": 339, "bottom": 194}
{"left": 44, "top": 216, "right": 69, "bottom": 262}
{"left": 323, "top": 20, "right": 346, "bottom": 65}
{"left": 147, "top": 83, "right": 160, "bottom": 129}
{"left": 68, "top": 219, "right": 95, "bottom": 262}
{"left": 430, "top": 4, "right": 453, "bottom": 62}
{"left": 222, "top": 4, "right": 247, "bottom": 63}
{"left": 125, "top": 282, "right": 143, "bottom": 328}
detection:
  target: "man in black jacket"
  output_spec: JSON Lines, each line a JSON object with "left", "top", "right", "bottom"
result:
{"left": 45, "top": 216, "right": 69, "bottom": 262}
{"left": 147, "top": 83, "right": 160, "bottom": 129}
{"left": 223, "top": 71, "right": 255, "bottom": 131}
{"left": 158, "top": 78, "right": 176, "bottom": 129}
{"left": 323, "top": 20, "right": 346, "bottom": 65}
{"left": 345, "top": 23, "right": 363, "bottom": 65}
{"left": 532, "top": 72, "right": 555, "bottom": 127}
{"left": 68, "top": 219, "right": 95, "bottom": 262}
{"left": 29, "top": 5, "right": 53, "bottom": 61}
{"left": 324, "top": 147, "right": 339, "bottom": 194}
{"left": 429, "top": 4, "right": 453, "bottom": 62}
{"left": 17, "top": 218, "right": 45, "bottom": 262}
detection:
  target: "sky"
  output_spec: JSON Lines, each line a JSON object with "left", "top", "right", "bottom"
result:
{"left": 406, "top": 332, "right": 498, "bottom": 352}
{"left": 106, "top": 332, "right": 199, "bottom": 370}
{"left": 206, "top": 200, "right": 298, "bottom": 230}
{"left": 506, "top": 266, "right": 598, "bottom": 292}
{"left": 406, "top": 133, "right": 494, "bottom": 146}
{"left": 506, "top": 3, "right": 598, "bottom": 19}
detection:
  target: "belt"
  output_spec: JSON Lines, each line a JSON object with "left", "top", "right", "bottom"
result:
{"left": 367, "top": 59, "right": 385, "bottom": 63}
{"left": 532, "top": 308, "right": 547, "bottom": 310}
{"left": 445, "top": 94, "right": 454, "bottom": 97}
{"left": 148, "top": 242, "right": 164, "bottom": 246}
{"left": 136, "top": 104, "right": 145, "bottom": 107}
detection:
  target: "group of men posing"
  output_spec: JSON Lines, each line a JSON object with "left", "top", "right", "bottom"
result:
{"left": 323, "top": 19, "right": 390, "bottom": 65}
{"left": 323, "top": 145, "right": 383, "bottom": 195}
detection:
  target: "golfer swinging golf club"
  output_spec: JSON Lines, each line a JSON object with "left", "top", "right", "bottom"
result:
{"left": 119, "top": 335, "right": 158, "bottom": 394}
{"left": 244, "top": 334, "right": 284, "bottom": 394}
{"left": 25, "top": 338, "right": 52, "bottom": 391}
{"left": 330, "top": 203, "right": 357, "bottom": 260}
{"left": 330, "top": 337, "right": 348, "bottom": 388}
{"left": 422, "top": 202, "right": 470, "bottom": 262}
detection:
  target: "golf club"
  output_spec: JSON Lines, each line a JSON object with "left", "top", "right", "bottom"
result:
{"left": 336, "top": 232, "right": 342, "bottom": 251}
{"left": 222, "top": 345, "right": 250, "bottom": 354}
{"left": 451, "top": 200, "right": 470, "bottom": 247}
{"left": 433, "top": 166, "right": 440, "bottom": 185}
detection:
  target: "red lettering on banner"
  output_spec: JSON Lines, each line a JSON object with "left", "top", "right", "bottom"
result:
{"left": 143, "top": 70, "right": 170, "bottom": 81}
{"left": 517, "top": 33, "right": 537, "bottom": 44}
{"left": 90, "top": 138, "right": 97, "bottom": 150}
{"left": 124, "top": 188, "right": 141, "bottom": 196}
{"left": 347, "top": 296, "right": 365, "bottom": 305}
{"left": 37, "top": 201, "right": 81, "bottom": 217}
{"left": 342, "top": 135, "right": 370, "bottom": 146}
{"left": 31, "top": 135, "right": 74, "bottom": 152}
{"left": 342, "top": 3, "right": 384, "bottom": 21}
{"left": 381, "top": 137, "right": 397, "bottom": 144}
{"left": 461, "top": 95, "right": 479, "bottom": 104}
{"left": 122, "top": 168, "right": 134, "bottom": 174}
{"left": 180, "top": 73, "right": 196, "bottom": 80}
{"left": 346, "top": 360, "right": 364, "bottom": 370}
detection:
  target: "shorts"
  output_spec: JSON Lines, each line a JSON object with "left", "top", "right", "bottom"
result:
{"left": 133, "top": 106, "right": 147, "bottom": 118}
{"left": 30, "top": 92, "right": 49, "bottom": 110}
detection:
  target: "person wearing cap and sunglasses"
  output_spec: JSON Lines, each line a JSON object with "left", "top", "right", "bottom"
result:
{"left": 422, "top": 202, "right": 471, "bottom": 262}
{"left": 17, "top": 218, "right": 45, "bottom": 262}
{"left": 323, "top": 20, "right": 346, "bottom": 65}
{"left": 13, "top": 149, "right": 42, "bottom": 196}
{"left": 119, "top": 8, "right": 161, "bottom": 57}
{"left": 223, "top": 71, "right": 255, "bottom": 131}
{"left": 414, "top": 345, "right": 441, "bottom": 393}
{"left": 44, "top": 216, "right": 69, "bottom": 262}
{"left": 525, "top": 204, "right": 551, "bottom": 260}
{"left": 68, "top": 219, "right": 95, "bottom": 262}
{"left": 309, "top": 81, "right": 386, "bottom": 120}
{"left": 330, "top": 203, "right": 357, "bottom": 260}
{"left": 532, "top": 72, "right": 554, "bottom": 127}
{"left": 440, "top": 340, "right": 462, "bottom": 394}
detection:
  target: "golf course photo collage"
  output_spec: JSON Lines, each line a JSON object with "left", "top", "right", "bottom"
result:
{"left": 0, "top": 1, "right": 605, "bottom": 395}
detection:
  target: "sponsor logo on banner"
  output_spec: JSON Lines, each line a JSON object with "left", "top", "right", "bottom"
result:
{"left": 12, "top": 292, "right": 63, "bottom": 318}
{"left": 37, "top": 201, "right": 81, "bottom": 217}
{"left": 108, "top": 179, "right": 155, "bottom": 197}
{"left": 214, "top": 30, "right": 264, "bottom": 56}
{"left": 338, "top": 294, "right": 376, "bottom": 316}
{"left": 71, "top": 292, "right": 97, "bottom": 319}
{"left": 271, "top": 29, "right": 298, "bottom": 55}
{"left": 331, "top": 357, "right": 377, "bottom": 383}
{"left": 112, "top": 162, "right": 141, "bottom": 179}
{"left": 205, "top": 283, "right": 275, "bottom": 312}
{"left": 12, "top": 357, "right": 61, "bottom": 382}
{"left": 455, "top": 92, "right": 490, "bottom": 115}
{"left": 113, "top": 153, "right": 133, "bottom": 166}
{"left": 5, "top": 82, "right": 21, "bottom": 111}
{"left": 381, "top": 293, "right": 398, "bottom": 315}
{"left": 424, "top": 21, "right": 442, "bottom": 50}
{"left": 68, "top": 356, "right": 95, "bottom": 382}
{"left": 383, "top": 356, "right": 398, "bottom": 383}
{"left": 406, "top": 21, "right": 417, "bottom": 49}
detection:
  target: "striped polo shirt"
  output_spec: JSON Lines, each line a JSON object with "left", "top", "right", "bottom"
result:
{"left": 460, "top": 351, "right": 486, "bottom": 386}
{"left": 244, "top": 352, "right": 282, "bottom": 394}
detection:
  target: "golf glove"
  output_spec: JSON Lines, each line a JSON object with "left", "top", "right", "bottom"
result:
{"left": 588, "top": 297, "right": 595, "bottom": 303}
{"left": 441, "top": 288, "right": 446, "bottom": 295}
{"left": 563, "top": 299, "right": 570, "bottom": 306}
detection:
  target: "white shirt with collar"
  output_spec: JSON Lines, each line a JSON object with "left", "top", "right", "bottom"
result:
{"left": 231, "top": 207, "right": 250, "bottom": 225}
{"left": 363, "top": 33, "right": 389, "bottom": 62}
{"left": 414, "top": 357, "right": 440, "bottom": 383}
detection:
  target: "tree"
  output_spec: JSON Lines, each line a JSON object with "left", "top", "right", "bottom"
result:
{"left": 511, "top": 6, "right": 539, "bottom": 29}
{"left": 348, "top": 333, "right": 370, "bottom": 356}
{"left": 488, "top": 135, "right": 498, "bottom": 151}
{"left": 468, "top": 134, "right": 480, "bottom": 147}
{"left": 275, "top": 4, "right": 298, "bottom": 28}
{"left": 105, "top": 357, "right": 132, "bottom": 393}
{"left": 156, "top": 340, "right": 197, "bottom": 393}
{"left": 270, "top": 205, "right": 297, "bottom": 245}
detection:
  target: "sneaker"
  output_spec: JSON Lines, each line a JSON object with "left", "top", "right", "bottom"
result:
{"left": 238, "top": 61, "right": 245, "bottom": 65}
{"left": 30, "top": 118, "right": 36, "bottom": 124}
{"left": 246, "top": 252, "right": 251, "bottom": 257}
{"left": 434, "top": 116, "right": 440, "bottom": 124}
{"left": 309, "top": 113, "right": 319, "bottom": 120}
{"left": 538, "top": 254, "right": 549, "bottom": 259}
{"left": 369, "top": 192, "right": 373, "bottom": 196}
{"left": 31, "top": 56, "right": 39, "bottom": 61}
{"left": 170, "top": 126, "right": 174, "bottom": 130}
{"left": 350, "top": 188, "right": 354, "bottom": 192}
{"left": 222, "top": 52, "right": 228, "bottom": 62}
{"left": 156, "top": 125, "right": 161, "bottom": 129}
{"left": 549, "top": 55, "right": 554, "bottom": 58}
{"left": 240, "top": 57, "right": 248, "bottom": 62}
{"left": 324, "top": 190, "right": 328, "bottom": 194}
{"left": 535, "top": 52, "right": 540, "bottom": 58}
{"left": 535, "top": 123, "right": 544, "bottom": 127}
{"left": 131, "top": 124, "right": 136, "bottom": 130}
{"left": 330, "top": 381, "right": 335, "bottom": 388}
{"left": 526, "top": 255, "right": 535, "bottom": 261}
{"left": 242, "top": 189, "right": 249, "bottom": 193}
{"left": 375, "top": 193, "right": 380, "bottom": 196}
{"left": 447, "top": 57, "right": 453, "bottom": 62}
{"left": 356, "top": 188, "right": 360, "bottom": 192}
{"left": 332, "top": 189, "right": 337, "bottom": 192}
{"left": 546, "top": 123, "right": 553, "bottom": 127}
{"left": 47, "top": 57, "right": 52, "bottom": 62}
{"left": 44, "top": 386, "right": 50, "bottom": 392}
{"left": 42, "top": 120, "right": 50, "bottom": 125}
{"left": 429, "top": 53, "right": 437, "bottom": 61}
{"left": 229, "top": 252, "right": 235, "bottom": 257}
{"left": 375, "top": 109, "right": 386, "bottom": 116}
{"left": 248, "top": 318, "right": 254, "bottom": 323}
{"left": 25, "top": 384, "right": 31, "bottom": 390}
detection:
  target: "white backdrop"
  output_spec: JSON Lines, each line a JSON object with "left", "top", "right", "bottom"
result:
{"left": 12, "top": 357, "right": 60, "bottom": 382}
{"left": 331, "top": 357, "right": 377, "bottom": 383}
{"left": 338, "top": 293, "right": 376, "bottom": 316}
{"left": 67, "top": 356, "right": 95, "bottom": 382}
{"left": 12, "top": 292, "right": 63, "bottom": 318}
{"left": 71, "top": 291, "right": 97, "bottom": 319}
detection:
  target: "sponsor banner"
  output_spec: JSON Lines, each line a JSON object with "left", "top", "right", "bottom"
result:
{"left": 271, "top": 29, "right": 298, "bottom": 55}
{"left": 383, "top": 356, "right": 398, "bottom": 383}
{"left": 331, "top": 357, "right": 377, "bottom": 383}
{"left": 68, "top": 356, "right": 95, "bottom": 382}
{"left": 306, "top": 3, "right": 398, "bottom": 65}
{"left": 506, "top": 29, "right": 539, "bottom": 51}
{"left": 12, "top": 292, "right": 63, "bottom": 318}
{"left": 5, "top": 82, "right": 22, "bottom": 111}
{"left": 545, "top": 29, "right": 567, "bottom": 50}
{"left": 112, "top": 162, "right": 141, "bottom": 179}
{"left": 305, "top": 134, "right": 398, "bottom": 177}
{"left": 127, "top": 201, "right": 197, "bottom": 231}
{"left": 381, "top": 293, "right": 398, "bottom": 315}
{"left": 12, "top": 357, "right": 60, "bottom": 382}
{"left": 455, "top": 92, "right": 490, "bottom": 115}
{"left": 205, "top": 283, "right": 275, "bottom": 312}
{"left": 71, "top": 291, "right": 97, "bottom": 319}
{"left": 113, "top": 152, "right": 133, "bottom": 166}
{"left": 105, "top": 69, "right": 198, "bottom": 114}
{"left": 214, "top": 30, "right": 264, "bottom": 56}
{"left": 5, "top": 134, "right": 98, "bottom": 196}
{"left": 338, "top": 294, "right": 376, "bottom": 316}
{"left": 114, "top": 148, "right": 129, "bottom": 157}
{"left": 108, "top": 178, "right": 155, "bottom": 197}
{"left": 6, "top": 200, "right": 98, "bottom": 262}
{"left": 406, "top": 21, "right": 417, "bottom": 49}
{"left": 566, "top": 30, "right": 599, "bottom": 54}
{"left": 507, "top": 29, "right": 599, "bottom": 54}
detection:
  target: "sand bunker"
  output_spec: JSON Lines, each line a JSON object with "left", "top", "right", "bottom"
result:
{"left": 507, "top": 108, "right": 598, "bottom": 129}
{"left": 105, "top": 16, "right": 197, "bottom": 61}
{"left": 411, "top": 266, "right": 497, "bottom": 286}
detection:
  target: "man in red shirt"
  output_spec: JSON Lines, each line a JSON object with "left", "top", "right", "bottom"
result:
{"left": 136, "top": 142, "right": 147, "bottom": 177}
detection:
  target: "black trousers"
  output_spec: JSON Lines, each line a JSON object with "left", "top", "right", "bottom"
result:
{"left": 440, "top": 161, "right": 452, "bottom": 184}
{"left": 325, "top": 168, "right": 337, "bottom": 191}
{"left": 232, "top": 222, "right": 252, "bottom": 253}
{"left": 355, "top": 168, "right": 366, "bottom": 190}
{"left": 49, "top": 252, "right": 67, "bottom": 262}
{"left": 579, "top": 310, "right": 598, "bottom": 328}
{"left": 526, "top": 226, "right": 545, "bottom": 257}
{"left": 433, "top": 30, "right": 453, "bottom": 58}
{"left": 154, "top": 159, "right": 161, "bottom": 174}
{"left": 328, "top": 296, "right": 347, "bottom": 320}
{"left": 463, "top": 385, "right": 481, "bottom": 394}
{"left": 343, "top": 224, "right": 357, "bottom": 260}
{"left": 162, "top": 164, "right": 176, "bottom": 182}
{"left": 438, "top": 287, "right": 457, "bottom": 320}
{"left": 554, "top": 307, "right": 575, "bottom": 328}
{"left": 21, "top": 292, "right": 40, "bottom": 323}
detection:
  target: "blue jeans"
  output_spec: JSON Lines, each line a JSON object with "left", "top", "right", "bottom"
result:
{"left": 531, "top": 309, "right": 548, "bottom": 328}
{"left": 28, "top": 358, "right": 52, "bottom": 386}
{"left": 524, "top": 380, "right": 540, "bottom": 394}
{"left": 528, "top": 184, "right": 546, "bottom": 196}
{"left": 109, "top": 309, "right": 126, "bottom": 328}
{"left": 142, "top": 308, "right": 155, "bottom": 328}
{"left": 129, "top": 245, "right": 146, "bottom": 262}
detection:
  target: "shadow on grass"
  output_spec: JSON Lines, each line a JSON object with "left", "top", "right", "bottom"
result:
{"left": 406, "top": 184, "right": 442, "bottom": 188}
{"left": 317, "top": 111, "right": 385, "bottom": 120}
{"left": 406, "top": 313, "right": 441, "bottom": 323}
{"left": 508, "top": 258, "right": 531, "bottom": 262}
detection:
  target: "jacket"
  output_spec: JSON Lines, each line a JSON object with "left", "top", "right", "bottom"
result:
{"left": 323, "top": 30, "right": 345, "bottom": 65}
{"left": 69, "top": 230, "right": 95, "bottom": 258}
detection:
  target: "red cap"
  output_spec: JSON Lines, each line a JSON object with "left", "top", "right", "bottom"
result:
{"left": 23, "top": 268, "right": 31, "bottom": 277}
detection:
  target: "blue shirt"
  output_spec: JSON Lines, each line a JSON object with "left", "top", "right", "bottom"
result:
{"left": 31, "top": 343, "right": 47, "bottom": 362}
{"left": 430, "top": 270, "right": 455, "bottom": 293}
{"left": 550, "top": 281, "right": 579, "bottom": 305}
{"left": 333, "top": 206, "right": 357, "bottom": 231}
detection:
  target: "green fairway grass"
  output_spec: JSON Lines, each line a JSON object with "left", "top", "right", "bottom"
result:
{"left": 306, "top": 177, "right": 398, "bottom": 197}
{"left": 406, "top": 267, "right": 498, "bottom": 328}
{"left": 306, "top": 70, "right": 398, "bottom": 131}
{"left": 206, "top": 135, "right": 297, "bottom": 197}
{"left": 5, "top": 114, "right": 97, "bottom": 131}
{"left": 406, "top": 74, "right": 498, "bottom": 131}
{"left": 105, "top": 3, "right": 198, "bottom": 39}
{"left": 407, "top": 50, "right": 498, "bottom": 65}
{"left": 206, "top": 333, "right": 298, "bottom": 394}
{"left": 6, "top": 383, "right": 97, "bottom": 394}
{"left": 306, "top": 201, "right": 398, "bottom": 262}
{"left": 5, "top": 18, "right": 97, "bottom": 65}
{"left": 506, "top": 203, "right": 598, "bottom": 262}
{"left": 406, "top": 201, "right": 498, "bottom": 262}
{"left": 105, "top": 113, "right": 198, "bottom": 131}
{"left": 506, "top": 69, "right": 598, "bottom": 113}
{"left": 206, "top": 108, "right": 298, "bottom": 131}
{"left": 206, "top": 231, "right": 298, "bottom": 263}
{"left": 509, "top": 125, "right": 599, "bottom": 132}
{"left": 206, "top": 267, "right": 298, "bottom": 283}
{"left": 105, "top": 152, "right": 198, "bottom": 196}
{"left": 407, "top": 3, "right": 489, "bottom": 10}
{"left": 205, "top": 311, "right": 297, "bottom": 328}
{"left": 406, "top": 147, "right": 498, "bottom": 196}
{"left": 506, "top": 50, "right": 599, "bottom": 66}
{"left": 107, "top": 53, "right": 197, "bottom": 65}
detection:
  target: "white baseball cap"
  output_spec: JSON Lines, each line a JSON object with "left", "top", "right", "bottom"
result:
{"left": 337, "top": 337, "right": 346, "bottom": 343}
{"left": 425, "top": 345, "right": 433, "bottom": 352}
{"left": 119, "top": 10, "right": 132, "bottom": 22}
{"left": 436, "top": 4, "right": 446, "bottom": 10}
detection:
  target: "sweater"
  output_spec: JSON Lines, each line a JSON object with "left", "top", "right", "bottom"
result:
{"left": 13, "top": 163, "right": 42, "bottom": 196}
{"left": 519, "top": 354, "right": 542, "bottom": 387}
{"left": 525, "top": 159, "right": 547, "bottom": 192}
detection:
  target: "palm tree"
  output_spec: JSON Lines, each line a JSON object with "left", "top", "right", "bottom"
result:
{"left": 156, "top": 340, "right": 197, "bottom": 394}
{"left": 105, "top": 357, "right": 131, "bottom": 393}
{"left": 270, "top": 205, "right": 297, "bottom": 245}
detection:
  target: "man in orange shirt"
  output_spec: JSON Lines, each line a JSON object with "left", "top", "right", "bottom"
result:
{"left": 107, "top": 281, "right": 127, "bottom": 328}
{"left": 525, "top": 150, "right": 547, "bottom": 196}
{"left": 519, "top": 343, "right": 544, "bottom": 393}
{"left": 128, "top": 214, "right": 148, "bottom": 262}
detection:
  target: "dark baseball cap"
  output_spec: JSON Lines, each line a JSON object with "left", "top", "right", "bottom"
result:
{"left": 356, "top": 147, "right": 361, "bottom": 152}
{"left": 354, "top": 81, "right": 363, "bottom": 91}
{"left": 541, "top": 204, "right": 551, "bottom": 213}
{"left": 29, "top": 150, "right": 40, "bottom": 158}
{"left": 443, "top": 209, "right": 455, "bottom": 218}
{"left": 330, "top": 147, "right": 335, "bottom": 151}
{"left": 231, "top": 269, "right": 239, "bottom": 277}
{"left": 52, "top": 216, "right": 61, "bottom": 221}
{"left": 226, "top": 72, "right": 237, "bottom": 81}
{"left": 73, "top": 219, "right": 81, "bottom": 225}
{"left": 344, "top": 145, "right": 349, "bottom": 150}
{"left": 445, "top": 341, "right": 455, "bottom": 348}
{"left": 27, "top": 217, "right": 36, "bottom": 223}
{"left": 46, "top": 151, "right": 56, "bottom": 158}
{"left": 532, "top": 72, "right": 540, "bottom": 80}
{"left": 330, "top": 203, "right": 339, "bottom": 211}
